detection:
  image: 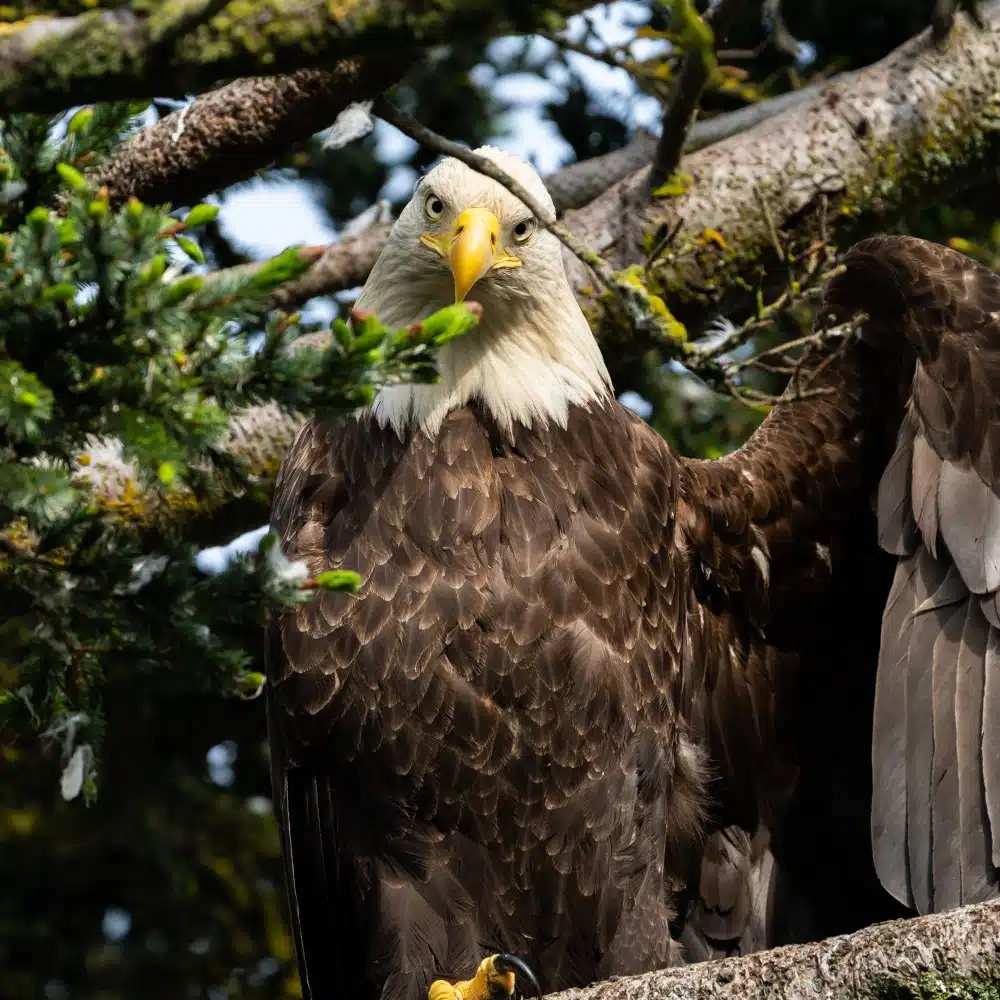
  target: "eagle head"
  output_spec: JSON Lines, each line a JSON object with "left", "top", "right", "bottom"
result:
{"left": 356, "top": 147, "right": 612, "bottom": 439}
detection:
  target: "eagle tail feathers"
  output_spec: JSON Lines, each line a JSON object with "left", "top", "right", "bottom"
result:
{"left": 280, "top": 766, "right": 369, "bottom": 1000}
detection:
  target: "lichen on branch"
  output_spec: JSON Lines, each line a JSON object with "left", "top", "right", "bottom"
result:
{"left": 0, "top": 0, "right": 598, "bottom": 115}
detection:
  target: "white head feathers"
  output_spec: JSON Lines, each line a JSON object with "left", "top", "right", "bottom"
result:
{"left": 355, "top": 146, "right": 612, "bottom": 439}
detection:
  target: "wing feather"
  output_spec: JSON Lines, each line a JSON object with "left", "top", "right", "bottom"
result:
{"left": 955, "top": 602, "right": 993, "bottom": 902}
{"left": 901, "top": 549, "right": 955, "bottom": 915}
{"left": 984, "top": 630, "right": 1000, "bottom": 867}
{"left": 938, "top": 459, "right": 1000, "bottom": 593}
{"left": 876, "top": 414, "right": 919, "bottom": 557}
{"left": 872, "top": 556, "right": 919, "bottom": 908}
{"left": 910, "top": 433, "right": 942, "bottom": 558}
{"left": 930, "top": 595, "right": 965, "bottom": 911}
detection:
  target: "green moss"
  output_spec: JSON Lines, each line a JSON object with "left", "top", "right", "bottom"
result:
{"left": 1, "top": 0, "right": 599, "bottom": 113}
{"left": 182, "top": 0, "right": 342, "bottom": 63}
{"left": 652, "top": 171, "right": 693, "bottom": 199}
{"left": 608, "top": 265, "right": 688, "bottom": 348}
{"left": 21, "top": 13, "right": 144, "bottom": 90}
{"left": 607, "top": 63, "right": 1000, "bottom": 347}
{"left": 870, "top": 970, "right": 1000, "bottom": 1000}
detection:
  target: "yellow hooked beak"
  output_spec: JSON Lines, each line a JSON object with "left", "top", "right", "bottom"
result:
{"left": 421, "top": 207, "right": 522, "bottom": 303}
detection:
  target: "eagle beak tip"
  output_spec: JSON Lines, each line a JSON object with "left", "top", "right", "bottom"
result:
{"left": 449, "top": 208, "right": 500, "bottom": 304}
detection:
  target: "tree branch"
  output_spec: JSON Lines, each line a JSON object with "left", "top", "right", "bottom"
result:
{"left": 548, "top": 900, "right": 1000, "bottom": 1000}
{"left": 266, "top": 82, "right": 846, "bottom": 306}
{"left": 97, "top": 57, "right": 412, "bottom": 209}
{"left": 762, "top": 0, "right": 802, "bottom": 61}
{"left": 565, "top": 0, "right": 1000, "bottom": 341}
{"left": 95, "top": 54, "right": 829, "bottom": 220}
{"left": 648, "top": 0, "right": 747, "bottom": 194}
{"left": 260, "top": 2, "right": 1000, "bottom": 319}
{"left": 0, "top": 0, "right": 599, "bottom": 115}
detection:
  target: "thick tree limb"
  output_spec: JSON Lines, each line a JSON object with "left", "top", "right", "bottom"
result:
{"left": 548, "top": 900, "right": 1000, "bottom": 1000}
{"left": 565, "top": 1, "right": 1000, "bottom": 339}
{"left": 0, "top": 0, "right": 597, "bottom": 115}
{"left": 98, "top": 57, "right": 411, "bottom": 209}
{"left": 267, "top": 83, "right": 845, "bottom": 305}
{"left": 260, "top": 2, "right": 1000, "bottom": 320}
{"left": 96, "top": 53, "right": 832, "bottom": 219}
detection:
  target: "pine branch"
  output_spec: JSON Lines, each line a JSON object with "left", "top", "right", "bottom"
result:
{"left": 0, "top": 0, "right": 600, "bottom": 115}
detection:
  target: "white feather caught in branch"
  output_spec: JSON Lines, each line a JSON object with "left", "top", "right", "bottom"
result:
{"left": 322, "top": 101, "right": 376, "bottom": 150}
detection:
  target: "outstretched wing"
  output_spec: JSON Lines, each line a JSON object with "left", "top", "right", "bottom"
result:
{"left": 673, "top": 235, "right": 1000, "bottom": 939}
{"left": 828, "top": 236, "right": 1000, "bottom": 912}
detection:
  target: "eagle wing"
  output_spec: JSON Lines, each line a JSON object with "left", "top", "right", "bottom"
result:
{"left": 673, "top": 235, "right": 1000, "bottom": 937}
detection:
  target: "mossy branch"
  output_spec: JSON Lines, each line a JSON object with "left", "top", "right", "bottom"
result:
{"left": 647, "top": 0, "right": 746, "bottom": 194}
{"left": 567, "top": 0, "right": 1000, "bottom": 343}
{"left": 546, "top": 900, "right": 1000, "bottom": 1000}
{"left": 0, "top": 0, "right": 599, "bottom": 115}
{"left": 95, "top": 58, "right": 412, "bottom": 210}
{"left": 252, "top": 1, "right": 1000, "bottom": 348}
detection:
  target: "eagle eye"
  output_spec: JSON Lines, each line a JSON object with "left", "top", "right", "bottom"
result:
{"left": 424, "top": 194, "right": 445, "bottom": 221}
{"left": 512, "top": 218, "right": 536, "bottom": 243}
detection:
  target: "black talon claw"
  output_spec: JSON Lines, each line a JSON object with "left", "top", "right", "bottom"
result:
{"left": 493, "top": 954, "right": 542, "bottom": 999}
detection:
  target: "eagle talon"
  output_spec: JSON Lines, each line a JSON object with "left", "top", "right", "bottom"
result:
{"left": 494, "top": 954, "right": 541, "bottom": 998}
{"left": 428, "top": 954, "right": 541, "bottom": 1000}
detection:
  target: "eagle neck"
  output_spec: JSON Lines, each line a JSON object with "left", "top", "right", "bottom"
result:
{"left": 370, "top": 291, "right": 613, "bottom": 441}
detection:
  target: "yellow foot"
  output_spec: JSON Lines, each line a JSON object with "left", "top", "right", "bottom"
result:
{"left": 428, "top": 954, "right": 541, "bottom": 1000}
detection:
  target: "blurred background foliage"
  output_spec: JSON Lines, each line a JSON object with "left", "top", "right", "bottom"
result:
{"left": 1, "top": 0, "right": 992, "bottom": 997}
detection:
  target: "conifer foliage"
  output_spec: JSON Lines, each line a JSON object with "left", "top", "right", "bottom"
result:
{"left": 0, "top": 104, "right": 477, "bottom": 803}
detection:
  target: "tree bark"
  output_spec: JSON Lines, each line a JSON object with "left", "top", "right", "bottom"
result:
{"left": 547, "top": 900, "right": 1000, "bottom": 1000}
{"left": 0, "top": 0, "right": 596, "bottom": 115}
{"left": 95, "top": 63, "right": 831, "bottom": 219}
{"left": 264, "top": 1, "right": 1000, "bottom": 337}
{"left": 568, "top": 1, "right": 1000, "bottom": 339}
{"left": 97, "top": 57, "right": 412, "bottom": 209}
{"left": 264, "top": 81, "right": 844, "bottom": 305}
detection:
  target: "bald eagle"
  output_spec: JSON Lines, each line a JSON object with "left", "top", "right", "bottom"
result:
{"left": 265, "top": 147, "right": 1000, "bottom": 1000}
